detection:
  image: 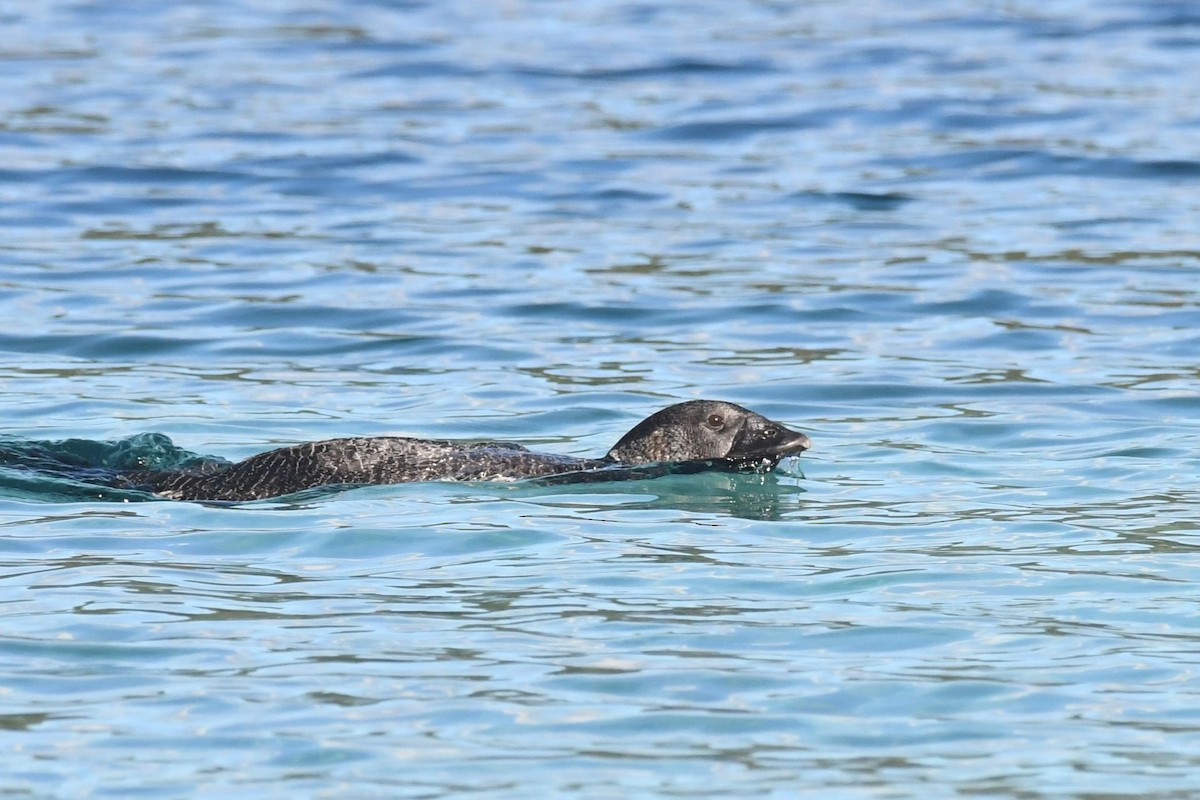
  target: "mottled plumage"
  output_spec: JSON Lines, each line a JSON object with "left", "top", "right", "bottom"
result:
{"left": 131, "top": 400, "right": 811, "bottom": 501}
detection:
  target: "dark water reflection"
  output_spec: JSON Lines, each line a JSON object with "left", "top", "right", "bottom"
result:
{"left": 507, "top": 470, "right": 810, "bottom": 522}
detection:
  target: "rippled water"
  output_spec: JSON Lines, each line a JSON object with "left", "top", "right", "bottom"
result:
{"left": 3, "top": 1, "right": 1200, "bottom": 797}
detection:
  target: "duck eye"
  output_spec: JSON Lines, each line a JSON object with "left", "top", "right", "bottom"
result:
{"left": 706, "top": 414, "right": 725, "bottom": 429}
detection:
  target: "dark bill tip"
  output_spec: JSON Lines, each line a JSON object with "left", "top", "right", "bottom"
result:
{"left": 777, "top": 430, "right": 812, "bottom": 455}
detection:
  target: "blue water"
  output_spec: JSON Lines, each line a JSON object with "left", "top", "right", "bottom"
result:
{"left": 3, "top": 1, "right": 1200, "bottom": 797}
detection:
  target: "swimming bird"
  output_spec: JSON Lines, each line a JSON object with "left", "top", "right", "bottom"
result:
{"left": 130, "top": 400, "right": 811, "bottom": 501}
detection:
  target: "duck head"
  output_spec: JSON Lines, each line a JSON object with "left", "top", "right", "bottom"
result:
{"left": 604, "top": 400, "right": 811, "bottom": 472}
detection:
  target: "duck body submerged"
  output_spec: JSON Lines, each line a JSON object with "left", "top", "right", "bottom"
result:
{"left": 142, "top": 438, "right": 609, "bottom": 501}
{"left": 128, "top": 400, "right": 811, "bottom": 502}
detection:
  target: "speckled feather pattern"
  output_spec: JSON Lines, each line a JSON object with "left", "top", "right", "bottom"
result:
{"left": 130, "top": 401, "right": 810, "bottom": 502}
{"left": 142, "top": 437, "right": 608, "bottom": 501}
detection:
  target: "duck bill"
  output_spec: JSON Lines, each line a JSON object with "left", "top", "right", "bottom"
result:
{"left": 728, "top": 421, "right": 812, "bottom": 465}
{"left": 772, "top": 429, "right": 812, "bottom": 456}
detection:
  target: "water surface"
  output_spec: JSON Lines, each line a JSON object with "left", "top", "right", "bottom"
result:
{"left": 2, "top": 1, "right": 1199, "bottom": 798}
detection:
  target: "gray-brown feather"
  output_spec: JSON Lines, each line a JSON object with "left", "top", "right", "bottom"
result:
{"left": 128, "top": 400, "right": 809, "bottom": 502}
{"left": 141, "top": 437, "right": 606, "bottom": 501}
